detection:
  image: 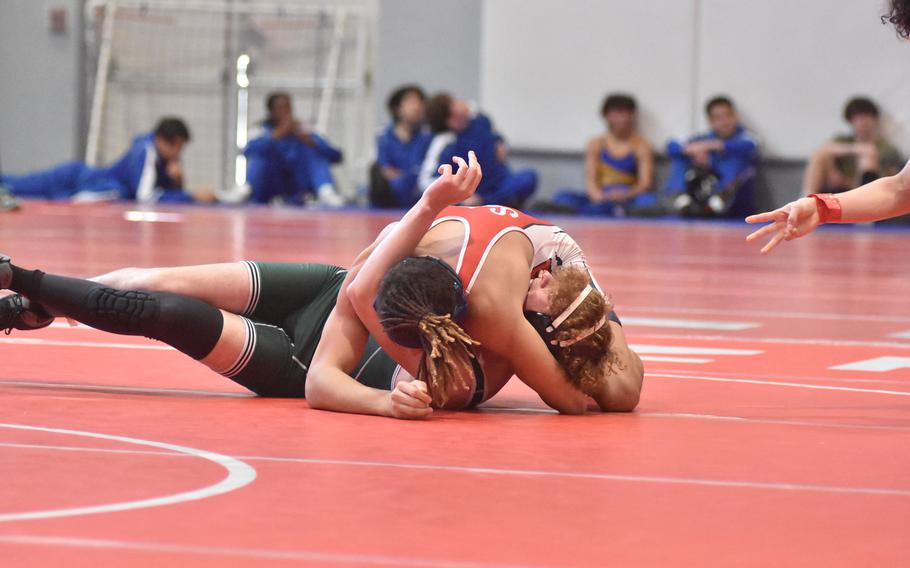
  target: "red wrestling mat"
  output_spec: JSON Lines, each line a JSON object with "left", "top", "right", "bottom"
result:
{"left": 1, "top": 202, "right": 909, "bottom": 567}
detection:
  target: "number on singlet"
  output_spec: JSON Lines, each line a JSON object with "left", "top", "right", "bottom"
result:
{"left": 486, "top": 205, "right": 519, "bottom": 218}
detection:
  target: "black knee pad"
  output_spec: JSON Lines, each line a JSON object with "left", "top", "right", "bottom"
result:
{"left": 87, "top": 287, "right": 160, "bottom": 333}
{"left": 87, "top": 287, "right": 222, "bottom": 360}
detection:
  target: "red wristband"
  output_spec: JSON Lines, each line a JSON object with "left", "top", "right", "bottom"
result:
{"left": 808, "top": 193, "right": 843, "bottom": 224}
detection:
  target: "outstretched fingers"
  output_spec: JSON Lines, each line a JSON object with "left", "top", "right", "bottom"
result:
{"left": 464, "top": 150, "right": 481, "bottom": 187}
{"left": 745, "top": 221, "right": 783, "bottom": 243}
{"left": 785, "top": 201, "right": 801, "bottom": 233}
{"left": 745, "top": 205, "right": 789, "bottom": 225}
{"left": 745, "top": 211, "right": 777, "bottom": 224}
{"left": 451, "top": 151, "right": 482, "bottom": 193}
{"left": 452, "top": 156, "right": 469, "bottom": 183}
{"left": 760, "top": 231, "right": 787, "bottom": 255}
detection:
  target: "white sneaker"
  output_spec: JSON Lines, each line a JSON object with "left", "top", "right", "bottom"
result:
{"left": 673, "top": 193, "right": 692, "bottom": 212}
{"left": 72, "top": 189, "right": 120, "bottom": 203}
{"left": 215, "top": 183, "right": 251, "bottom": 205}
{"left": 317, "top": 184, "right": 346, "bottom": 207}
{"left": 707, "top": 195, "right": 725, "bottom": 214}
{"left": 0, "top": 185, "right": 20, "bottom": 212}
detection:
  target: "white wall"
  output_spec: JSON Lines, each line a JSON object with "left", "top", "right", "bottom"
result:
{"left": 375, "top": 0, "right": 482, "bottom": 125}
{"left": 481, "top": 0, "right": 697, "bottom": 155}
{"left": 0, "top": 0, "right": 82, "bottom": 173}
{"left": 3, "top": 0, "right": 907, "bottom": 175}
{"left": 481, "top": 0, "right": 910, "bottom": 159}
{"left": 697, "top": 0, "right": 910, "bottom": 159}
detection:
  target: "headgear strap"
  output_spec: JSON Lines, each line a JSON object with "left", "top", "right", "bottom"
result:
{"left": 554, "top": 316, "right": 607, "bottom": 348}
{"left": 549, "top": 284, "right": 595, "bottom": 331}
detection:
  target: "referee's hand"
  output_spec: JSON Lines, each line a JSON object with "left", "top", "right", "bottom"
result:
{"left": 745, "top": 197, "right": 821, "bottom": 255}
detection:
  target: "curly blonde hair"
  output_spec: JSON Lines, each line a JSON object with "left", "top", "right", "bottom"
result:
{"left": 546, "top": 267, "right": 617, "bottom": 394}
{"left": 883, "top": 0, "right": 910, "bottom": 38}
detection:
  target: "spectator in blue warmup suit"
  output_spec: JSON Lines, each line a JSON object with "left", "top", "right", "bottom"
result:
{"left": 420, "top": 93, "right": 537, "bottom": 208}
{"left": 244, "top": 92, "right": 345, "bottom": 206}
{"left": 664, "top": 96, "right": 759, "bottom": 218}
{"left": 0, "top": 118, "right": 193, "bottom": 204}
{"left": 369, "top": 85, "right": 432, "bottom": 208}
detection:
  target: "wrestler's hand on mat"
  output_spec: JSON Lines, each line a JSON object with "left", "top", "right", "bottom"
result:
{"left": 423, "top": 150, "right": 482, "bottom": 210}
{"left": 387, "top": 380, "right": 434, "bottom": 420}
{"left": 745, "top": 197, "right": 821, "bottom": 254}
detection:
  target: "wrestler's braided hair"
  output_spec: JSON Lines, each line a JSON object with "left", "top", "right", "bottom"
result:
{"left": 375, "top": 257, "right": 479, "bottom": 407}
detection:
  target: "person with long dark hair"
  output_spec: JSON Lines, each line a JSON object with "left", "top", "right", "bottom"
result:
{"left": 745, "top": 1, "right": 910, "bottom": 253}
{"left": 884, "top": 0, "right": 910, "bottom": 38}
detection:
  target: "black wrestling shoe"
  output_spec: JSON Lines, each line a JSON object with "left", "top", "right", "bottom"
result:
{"left": 0, "top": 255, "right": 10, "bottom": 289}
{"left": 0, "top": 293, "right": 54, "bottom": 335}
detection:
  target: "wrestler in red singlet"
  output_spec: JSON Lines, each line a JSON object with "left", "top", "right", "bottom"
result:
{"left": 430, "top": 205, "right": 600, "bottom": 293}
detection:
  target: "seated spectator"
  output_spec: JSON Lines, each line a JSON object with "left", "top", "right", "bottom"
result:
{"left": 420, "top": 93, "right": 537, "bottom": 208}
{"left": 802, "top": 96, "right": 904, "bottom": 196}
{"left": 244, "top": 92, "right": 344, "bottom": 206}
{"left": 665, "top": 96, "right": 759, "bottom": 218}
{"left": 543, "top": 93, "right": 656, "bottom": 216}
{"left": 369, "top": 85, "right": 432, "bottom": 208}
{"left": 0, "top": 117, "right": 194, "bottom": 204}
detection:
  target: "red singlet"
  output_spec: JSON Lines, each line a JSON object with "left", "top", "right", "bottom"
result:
{"left": 430, "top": 205, "right": 598, "bottom": 293}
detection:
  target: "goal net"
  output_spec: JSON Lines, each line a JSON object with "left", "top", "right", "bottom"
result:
{"left": 84, "top": 0, "right": 374, "bottom": 199}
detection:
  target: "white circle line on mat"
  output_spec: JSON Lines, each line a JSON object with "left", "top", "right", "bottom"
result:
{"left": 0, "top": 423, "right": 257, "bottom": 522}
